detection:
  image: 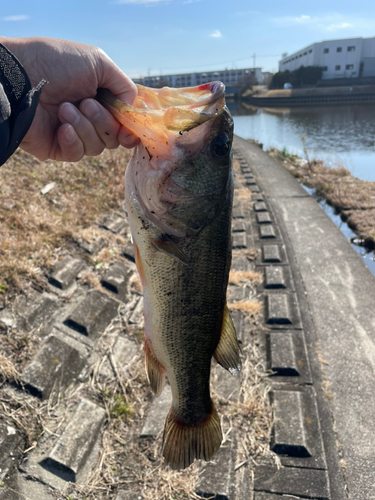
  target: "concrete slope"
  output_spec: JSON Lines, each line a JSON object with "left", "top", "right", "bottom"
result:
{"left": 235, "top": 135, "right": 375, "bottom": 500}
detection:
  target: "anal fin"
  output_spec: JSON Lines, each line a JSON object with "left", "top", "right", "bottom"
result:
{"left": 145, "top": 337, "right": 166, "bottom": 396}
{"left": 213, "top": 304, "right": 242, "bottom": 375}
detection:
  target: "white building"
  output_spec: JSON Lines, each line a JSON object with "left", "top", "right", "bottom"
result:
{"left": 135, "top": 67, "right": 263, "bottom": 88}
{"left": 279, "top": 37, "right": 375, "bottom": 80}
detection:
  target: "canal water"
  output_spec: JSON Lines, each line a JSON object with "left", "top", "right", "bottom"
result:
{"left": 230, "top": 102, "right": 375, "bottom": 276}
{"left": 230, "top": 102, "right": 375, "bottom": 182}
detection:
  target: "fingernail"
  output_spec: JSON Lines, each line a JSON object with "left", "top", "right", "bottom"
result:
{"left": 64, "top": 125, "right": 77, "bottom": 144}
{"left": 81, "top": 99, "right": 100, "bottom": 121}
{"left": 60, "top": 103, "right": 79, "bottom": 125}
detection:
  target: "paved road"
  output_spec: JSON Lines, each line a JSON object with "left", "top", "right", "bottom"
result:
{"left": 235, "top": 135, "right": 375, "bottom": 500}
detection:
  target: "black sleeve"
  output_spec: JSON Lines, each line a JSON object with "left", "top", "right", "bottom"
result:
{"left": 0, "top": 42, "right": 46, "bottom": 166}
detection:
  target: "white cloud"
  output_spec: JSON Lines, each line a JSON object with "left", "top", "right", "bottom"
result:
{"left": 2, "top": 15, "right": 29, "bottom": 21}
{"left": 183, "top": 0, "right": 202, "bottom": 4}
{"left": 273, "top": 14, "right": 354, "bottom": 32}
{"left": 209, "top": 30, "right": 222, "bottom": 38}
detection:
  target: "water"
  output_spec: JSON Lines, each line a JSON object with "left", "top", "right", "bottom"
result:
{"left": 230, "top": 102, "right": 375, "bottom": 181}
{"left": 230, "top": 102, "right": 375, "bottom": 276}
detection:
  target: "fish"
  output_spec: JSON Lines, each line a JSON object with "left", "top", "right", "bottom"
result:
{"left": 96, "top": 82, "right": 241, "bottom": 470}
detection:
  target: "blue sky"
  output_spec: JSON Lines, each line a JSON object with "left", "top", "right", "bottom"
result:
{"left": 1, "top": 0, "right": 375, "bottom": 79}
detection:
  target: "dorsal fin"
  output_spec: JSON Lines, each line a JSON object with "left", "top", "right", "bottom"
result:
{"left": 213, "top": 304, "right": 242, "bottom": 375}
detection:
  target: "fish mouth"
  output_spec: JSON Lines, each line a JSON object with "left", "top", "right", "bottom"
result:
{"left": 96, "top": 82, "right": 226, "bottom": 155}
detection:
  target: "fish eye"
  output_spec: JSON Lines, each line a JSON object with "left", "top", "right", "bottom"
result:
{"left": 211, "top": 134, "right": 231, "bottom": 157}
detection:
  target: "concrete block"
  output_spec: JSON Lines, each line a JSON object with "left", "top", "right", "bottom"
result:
{"left": 41, "top": 399, "right": 106, "bottom": 482}
{"left": 265, "top": 266, "right": 286, "bottom": 289}
{"left": 257, "top": 212, "right": 272, "bottom": 224}
{"left": 140, "top": 386, "right": 172, "bottom": 437}
{"left": 270, "top": 390, "right": 311, "bottom": 458}
{"left": 262, "top": 245, "right": 282, "bottom": 263}
{"left": 64, "top": 290, "right": 119, "bottom": 339}
{"left": 267, "top": 332, "right": 312, "bottom": 384}
{"left": 259, "top": 225, "right": 276, "bottom": 239}
{"left": 101, "top": 213, "right": 127, "bottom": 234}
{"left": 232, "top": 220, "right": 246, "bottom": 233}
{"left": 255, "top": 493, "right": 310, "bottom": 500}
{"left": 249, "top": 184, "right": 260, "bottom": 192}
{"left": 215, "top": 366, "right": 240, "bottom": 401}
{"left": 0, "top": 421, "right": 21, "bottom": 474}
{"left": 128, "top": 296, "right": 144, "bottom": 325}
{"left": 22, "top": 335, "right": 86, "bottom": 399}
{"left": 101, "top": 261, "right": 131, "bottom": 302}
{"left": 196, "top": 434, "right": 236, "bottom": 500}
{"left": 16, "top": 292, "right": 59, "bottom": 332}
{"left": 268, "top": 332, "right": 298, "bottom": 376}
{"left": 100, "top": 335, "right": 139, "bottom": 378}
{"left": 232, "top": 233, "right": 247, "bottom": 249}
{"left": 246, "top": 178, "right": 257, "bottom": 185}
{"left": 122, "top": 241, "right": 135, "bottom": 263}
{"left": 254, "top": 466, "right": 330, "bottom": 499}
{"left": 49, "top": 255, "right": 85, "bottom": 290}
{"left": 266, "top": 294, "right": 292, "bottom": 325}
{"left": 230, "top": 309, "right": 245, "bottom": 342}
{"left": 79, "top": 236, "right": 106, "bottom": 255}
{"left": 232, "top": 208, "right": 245, "bottom": 219}
{"left": 254, "top": 202, "right": 267, "bottom": 212}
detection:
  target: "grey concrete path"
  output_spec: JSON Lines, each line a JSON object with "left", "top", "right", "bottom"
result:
{"left": 235, "top": 135, "right": 375, "bottom": 500}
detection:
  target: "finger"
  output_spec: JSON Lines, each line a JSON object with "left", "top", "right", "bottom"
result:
{"left": 118, "top": 126, "right": 141, "bottom": 149}
{"left": 58, "top": 102, "right": 105, "bottom": 157}
{"left": 57, "top": 123, "right": 85, "bottom": 162}
{"left": 80, "top": 99, "right": 120, "bottom": 149}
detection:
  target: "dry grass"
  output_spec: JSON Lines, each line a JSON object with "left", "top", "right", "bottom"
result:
{"left": 234, "top": 188, "right": 251, "bottom": 201}
{"left": 0, "top": 147, "right": 131, "bottom": 299}
{"left": 268, "top": 147, "right": 375, "bottom": 248}
{"left": 229, "top": 270, "right": 263, "bottom": 285}
{"left": 228, "top": 299, "right": 263, "bottom": 316}
{"left": 0, "top": 353, "right": 19, "bottom": 383}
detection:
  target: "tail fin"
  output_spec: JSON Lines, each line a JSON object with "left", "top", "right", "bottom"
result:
{"left": 162, "top": 400, "right": 222, "bottom": 470}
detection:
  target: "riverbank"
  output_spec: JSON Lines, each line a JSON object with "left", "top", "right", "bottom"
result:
{"left": 244, "top": 84, "right": 375, "bottom": 107}
{"left": 267, "top": 146, "right": 375, "bottom": 250}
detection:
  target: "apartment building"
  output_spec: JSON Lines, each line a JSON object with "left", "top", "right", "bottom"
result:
{"left": 279, "top": 37, "right": 375, "bottom": 79}
{"left": 134, "top": 67, "right": 263, "bottom": 88}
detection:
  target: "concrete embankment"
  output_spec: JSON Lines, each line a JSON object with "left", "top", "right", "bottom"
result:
{"left": 245, "top": 84, "right": 375, "bottom": 106}
{"left": 235, "top": 135, "right": 375, "bottom": 499}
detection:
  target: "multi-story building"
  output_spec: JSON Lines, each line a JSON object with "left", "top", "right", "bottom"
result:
{"left": 134, "top": 67, "right": 263, "bottom": 88}
{"left": 279, "top": 37, "right": 375, "bottom": 80}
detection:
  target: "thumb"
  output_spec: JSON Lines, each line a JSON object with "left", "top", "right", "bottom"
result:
{"left": 98, "top": 51, "right": 137, "bottom": 105}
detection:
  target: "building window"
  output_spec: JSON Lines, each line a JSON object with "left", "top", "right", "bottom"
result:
{"left": 346, "top": 64, "right": 354, "bottom": 70}
{"left": 299, "top": 54, "right": 303, "bottom": 57}
{"left": 348, "top": 46, "right": 356, "bottom": 52}
{"left": 335, "top": 65, "right": 341, "bottom": 70}
{"left": 337, "top": 47, "right": 342, "bottom": 52}
{"left": 324, "top": 48, "right": 329, "bottom": 54}
{"left": 304, "top": 52, "right": 307, "bottom": 55}
{"left": 309, "top": 49, "right": 312, "bottom": 53}
{"left": 322, "top": 66, "right": 328, "bottom": 71}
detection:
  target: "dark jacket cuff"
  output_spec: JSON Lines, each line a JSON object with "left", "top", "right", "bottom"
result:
{"left": 0, "top": 42, "right": 46, "bottom": 166}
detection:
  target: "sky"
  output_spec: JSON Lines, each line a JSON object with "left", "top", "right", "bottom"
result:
{"left": 1, "top": 0, "right": 375, "bottom": 79}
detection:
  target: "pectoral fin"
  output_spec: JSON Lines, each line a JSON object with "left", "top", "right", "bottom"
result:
{"left": 151, "top": 236, "right": 189, "bottom": 266}
{"left": 214, "top": 305, "right": 242, "bottom": 375}
{"left": 145, "top": 337, "right": 166, "bottom": 396}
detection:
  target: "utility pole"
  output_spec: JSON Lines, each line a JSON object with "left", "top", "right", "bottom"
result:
{"left": 253, "top": 53, "right": 256, "bottom": 69}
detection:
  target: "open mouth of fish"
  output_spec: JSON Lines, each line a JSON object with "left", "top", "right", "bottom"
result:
{"left": 96, "top": 81, "right": 226, "bottom": 156}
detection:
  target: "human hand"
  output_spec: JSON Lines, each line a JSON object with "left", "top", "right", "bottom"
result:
{"left": 0, "top": 37, "right": 140, "bottom": 161}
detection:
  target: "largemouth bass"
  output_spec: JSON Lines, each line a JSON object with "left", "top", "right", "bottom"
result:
{"left": 97, "top": 82, "right": 241, "bottom": 469}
